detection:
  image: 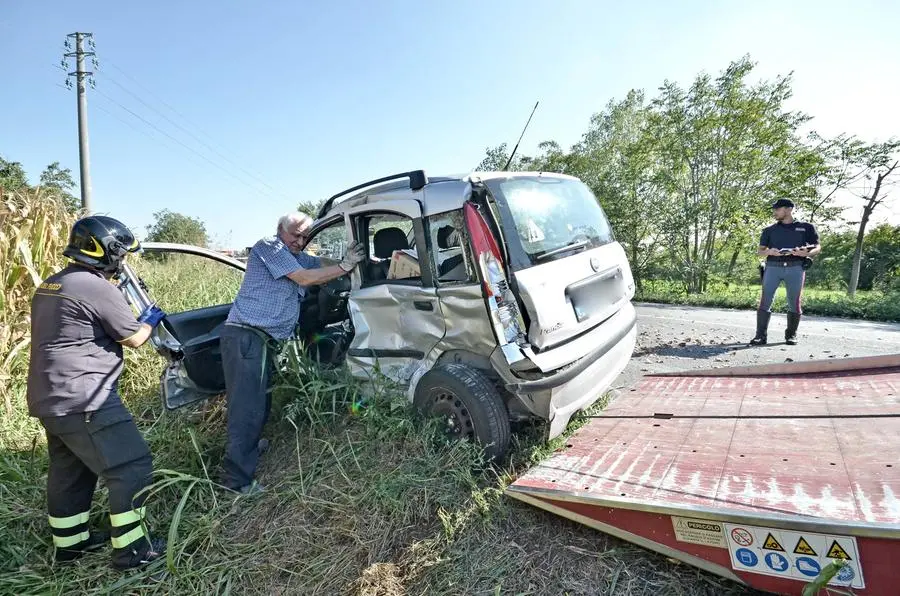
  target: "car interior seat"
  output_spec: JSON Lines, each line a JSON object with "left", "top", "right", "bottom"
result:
{"left": 437, "top": 225, "right": 466, "bottom": 281}
{"left": 369, "top": 227, "right": 410, "bottom": 280}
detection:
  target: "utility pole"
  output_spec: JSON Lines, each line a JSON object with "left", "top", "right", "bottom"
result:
{"left": 62, "top": 32, "right": 96, "bottom": 213}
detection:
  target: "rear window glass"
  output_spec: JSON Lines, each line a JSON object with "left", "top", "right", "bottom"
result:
{"left": 486, "top": 176, "right": 614, "bottom": 264}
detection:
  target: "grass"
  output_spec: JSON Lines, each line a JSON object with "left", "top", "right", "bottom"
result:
{"left": 637, "top": 279, "right": 900, "bottom": 322}
{"left": 0, "top": 191, "right": 804, "bottom": 595}
{"left": 0, "top": 261, "right": 762, "bottom": 596}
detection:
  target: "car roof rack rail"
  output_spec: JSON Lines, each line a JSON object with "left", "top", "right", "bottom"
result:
{"left": 316, "top": 170, "right": 428, "bottom": 219}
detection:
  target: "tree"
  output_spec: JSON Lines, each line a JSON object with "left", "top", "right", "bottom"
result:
{"left": 297, "top": 199, "right": 325, "bottom": 218}
{"left": 145, "top": 209, "right": 208, "bottom": 247}
{"left": 39, "top": 162, "right": 78, "bottom": 213}
{"left": 570, "top": 90, "right": 664, "bottom": 291}
{"left": 1, "top": 155, "right": 80, "bottom": 213}
{"left": 0, "top": 156, "right": 28, "bottom": 192}
{"left": 648, "top": 56, "right": 814, "bottom": 293}
{"left": 475, "top": 143, "right": 528, "bottom": 172}
{"left": 846, "top": 141, "right": 900, "bottom": 296}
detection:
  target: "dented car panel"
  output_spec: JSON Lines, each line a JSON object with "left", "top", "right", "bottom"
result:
{"left": 513, "top": 242, "right": 634, "bottom": 353}
{"left": 346, "top": 281, "right": 445, "bottom": 385}
{"left": 526, "top": 312, "right": 637, "bottom": 440}
{"left": 433, "top": 284, "right": 497, "bottom": 359}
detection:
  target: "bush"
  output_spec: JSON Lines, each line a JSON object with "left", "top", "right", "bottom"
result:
{"left": 637, "top": 279, "right": 900, "bottom": 322}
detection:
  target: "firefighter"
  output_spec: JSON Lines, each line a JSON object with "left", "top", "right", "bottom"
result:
{"left": 26, "top": 216, "right": 167, "bottom": 569}
{"left": 750, "top": 199, "right": 821, "bottom": 346}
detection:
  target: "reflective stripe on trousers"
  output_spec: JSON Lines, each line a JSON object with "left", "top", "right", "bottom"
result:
{"left": 110, "top": 506, "right": 148, "bottom": 550}
{"left": 48, "top": 511, "right": 90, "bottom": 548}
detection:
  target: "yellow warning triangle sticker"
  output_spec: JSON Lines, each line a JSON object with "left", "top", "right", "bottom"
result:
{"left": 762, "top": 533, "right": 785, "bottom": 551}
{"left": 793, "top": 537, "right": 817, "bottom": 556}
{"left": 827, "top": 540, "right": 852, "bottom": 560}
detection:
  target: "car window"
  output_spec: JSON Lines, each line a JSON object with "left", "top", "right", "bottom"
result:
{"left": 485, "top": 176, "right": 614, "bottom": 267}
{"left": 305, "top": 219, "right": 346, "bottom": 260}
{"left": 360, "top": 213, "right": 421, "bottom": 285}
{"left": 428, "top": 210, "right": 474, "bottom": 284}
{"left": 127, "top": 251, "right": 243, "bottom": 312}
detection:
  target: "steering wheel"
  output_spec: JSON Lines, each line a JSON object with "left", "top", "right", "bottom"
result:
{"left": 316, "top": 273, "right": 351, "bottom": 324}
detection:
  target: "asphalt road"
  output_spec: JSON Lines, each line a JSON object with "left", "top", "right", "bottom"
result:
{"left": 612, "top": 302, "right": 900, "bottom": 391}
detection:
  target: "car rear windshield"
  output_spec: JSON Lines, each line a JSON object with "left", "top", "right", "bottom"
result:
{"left": 485, "top": 176, "right": 614, "bottom": 266}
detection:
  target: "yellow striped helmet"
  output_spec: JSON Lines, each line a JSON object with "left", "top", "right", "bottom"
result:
{"left": 63, "top": 215, "right": 141, "bottom": 273}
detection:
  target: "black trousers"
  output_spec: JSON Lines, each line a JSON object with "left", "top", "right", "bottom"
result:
{"left": 40, "top": 400, "right": 155, "bottom": 563}
{"left": 220, "top": 324, "right": 277, "bottom": 490}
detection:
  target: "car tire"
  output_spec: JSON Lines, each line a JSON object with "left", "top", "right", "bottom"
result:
{"left": 413, "top": 363, "right": 511, "bottom": 461}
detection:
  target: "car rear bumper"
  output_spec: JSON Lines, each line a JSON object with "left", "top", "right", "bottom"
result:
{"left": 501, "top": 302, "right": 637, "bottom": 439}
{"left": 504, "top": 302, "right": 637, "bottom": 393}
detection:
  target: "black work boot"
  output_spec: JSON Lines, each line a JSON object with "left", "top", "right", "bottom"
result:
{"left": 54, "top": 530, "right": 110, "bottom": 563}
{"left": 749, "top": 310, "right": 771, "bottom": 345}
{"left": 112, "top": 537, "right": 166, "bottom": 571}
{"left": 785, "top": 312, "right": 801, "bottom": 345}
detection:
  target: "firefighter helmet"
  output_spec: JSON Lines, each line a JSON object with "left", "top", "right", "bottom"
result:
{"left": 63, "top": 215, "right": 141, "bottom": 273}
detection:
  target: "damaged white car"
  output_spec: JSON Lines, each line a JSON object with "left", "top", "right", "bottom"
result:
{"left": 118, "top": 170, "right": 637, "bottom": 459}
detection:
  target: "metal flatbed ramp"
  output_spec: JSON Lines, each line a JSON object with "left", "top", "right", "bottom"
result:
{"left": 507, "top": 355, "right": 900, "bottom": 595}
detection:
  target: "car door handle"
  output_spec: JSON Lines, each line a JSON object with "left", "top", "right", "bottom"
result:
{"left": 413, "top": 300, "right": 434, "bottom": 311}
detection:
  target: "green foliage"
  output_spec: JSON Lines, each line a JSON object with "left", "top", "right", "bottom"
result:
{"left": 477, "top": 55, "right": 899, "bottom": 297}
{"left": 145, "top": 209, "right": 209, "bottom": 247}
{"left": 0, "top": 156, "right": 28, "bottom": 191}
{"left": 297, "top": 199, "right": 325, "bottom": 218}
{"left": 0, "top": 156, "right": 79, "bottom": 213}
{"left": 638, "top": 279, "right": 900, "bottom": 322}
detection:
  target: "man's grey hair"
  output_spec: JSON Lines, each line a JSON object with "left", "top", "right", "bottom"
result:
{"left": 276, "top": 211, "right": 313, "bottom": 234}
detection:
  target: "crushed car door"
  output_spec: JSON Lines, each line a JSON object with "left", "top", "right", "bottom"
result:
{"left": 344, "top": 199, "right": 447, "bottom": 387}
{"left": 115, "top": 242, "right": 246, "bottom": 410}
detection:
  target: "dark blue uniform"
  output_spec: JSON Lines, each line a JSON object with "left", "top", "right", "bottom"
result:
{"left": 758, "top": 221, "right": 819, "bottom": 313}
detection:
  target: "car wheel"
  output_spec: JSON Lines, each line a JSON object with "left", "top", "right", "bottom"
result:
{"left": 413, "top": 363, "right": 510, "bottom": 461}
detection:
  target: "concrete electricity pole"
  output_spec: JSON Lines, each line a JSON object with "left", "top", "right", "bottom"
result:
{"left": 63, "top": 32, "right": 96, "bottom": 214}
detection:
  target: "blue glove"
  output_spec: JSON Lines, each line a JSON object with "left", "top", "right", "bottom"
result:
{"left": 138, "top": 305, "right": 167, "bottom": 328}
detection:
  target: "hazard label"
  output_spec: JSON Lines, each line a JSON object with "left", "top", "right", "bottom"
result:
{"left": 762, "top": 533, "right": 784, "bottom": 551}
{"left": 723, "top": 523, "right": 865, "bottom": 589}
{"left": 827, "top": 540, "right": 852, "bottom": 560}
{"left": 793, "top": 537, "right": 817, "bottom": 556}
{"left": 671, "top": 516, "right": 727, "bottom": 548}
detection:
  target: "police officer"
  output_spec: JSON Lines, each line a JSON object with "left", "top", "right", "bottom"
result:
{"left": 26, "top": 216, "right": 168, "bottom": 569}
{"left": 750, "top": 199, "right": 821, "bottom": 346}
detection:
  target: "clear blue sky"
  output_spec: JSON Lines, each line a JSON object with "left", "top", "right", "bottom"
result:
{"left": 3, "top": 0, "right": 899, "bottom": 249}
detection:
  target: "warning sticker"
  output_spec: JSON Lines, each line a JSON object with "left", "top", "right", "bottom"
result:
{"left": 827, "top": 540, "right": 852, "bottom": 560}
{"left": 671, "top": 516, "right": 727, "bottom": 548}
{"left": 794, "top": 537, "right": 817, "bottom": 556}
{"left": 723, "top": 523, "right": 864, "bottom": 589}
{"left": 762, "top": 533, "right": 785, "bottom": 552}
{"left": 730, "top": 527, "right": 753, "bottom": 546}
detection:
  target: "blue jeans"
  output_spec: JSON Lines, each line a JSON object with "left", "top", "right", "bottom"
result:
{"left": 759, "top": 262, "right": 806, "bottom": 314}
{"left": 220, "top": 324, "right": 277, "bottom": 490}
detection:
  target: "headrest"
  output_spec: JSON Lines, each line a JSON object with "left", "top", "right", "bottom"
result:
{"left": 373, "top": 227, "right": 409, "bottom": 259}
{"left": 437, "top": 225, "right": 460, "bottom": 249}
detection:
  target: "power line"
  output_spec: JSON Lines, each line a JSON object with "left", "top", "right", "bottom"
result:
{"left": 90, "top": 86, "right": 278, "bottom": 202}
{"left": 97, "top": 59, "right": 291, "bottom": 200}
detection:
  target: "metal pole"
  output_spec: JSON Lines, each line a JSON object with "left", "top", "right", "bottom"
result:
{"left": 74, "top": 33, "right": 93, "bottom": 213}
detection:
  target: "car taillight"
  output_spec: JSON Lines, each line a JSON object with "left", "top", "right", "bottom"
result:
{"left": 464, "top": 202, "right": 528, "bottom": 361}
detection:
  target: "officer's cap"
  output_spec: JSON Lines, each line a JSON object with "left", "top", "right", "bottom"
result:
{"left": 771, "top": 198, "right": 794, "bottom": 209}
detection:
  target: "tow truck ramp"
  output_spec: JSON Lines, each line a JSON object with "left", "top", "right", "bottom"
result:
{"left": 507, "top": 354, "right": 900, "bottom": 595}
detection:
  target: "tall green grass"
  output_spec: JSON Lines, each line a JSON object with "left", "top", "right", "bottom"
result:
{"left": 0, "top": 200, "right": 766, "bottom": 595}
